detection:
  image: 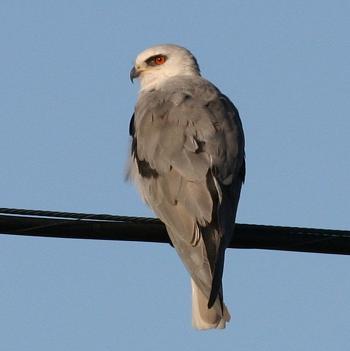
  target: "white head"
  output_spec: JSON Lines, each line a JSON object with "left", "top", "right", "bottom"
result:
{"left": 130, "top": 44, "right": 201, "bottom": 91}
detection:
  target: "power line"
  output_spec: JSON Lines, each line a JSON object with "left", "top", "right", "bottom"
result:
{"left": 0, "top": 207, "right": 349, "bottom": 255}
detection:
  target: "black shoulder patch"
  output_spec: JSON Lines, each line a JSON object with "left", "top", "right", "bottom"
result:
{"left": 136, "top": 158, "right": 159, "bottom": 178}
{"left": 129, "top": 113, "right": 135, "bottom": 136}
{"left": 129, "top": 113, "right": 159, "bottom": 179}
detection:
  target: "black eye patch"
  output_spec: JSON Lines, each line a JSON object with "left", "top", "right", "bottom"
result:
{"left": 145, "top": 55, "right": 168, "bottom": 66}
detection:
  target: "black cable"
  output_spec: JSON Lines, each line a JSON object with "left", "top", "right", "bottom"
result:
{"left": 0, "top": 207, "right": 349, "bottom": 255}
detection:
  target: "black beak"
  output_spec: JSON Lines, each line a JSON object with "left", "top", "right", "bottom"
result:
{"left": 130, "top": 66, "right": 139, "bottom": 83}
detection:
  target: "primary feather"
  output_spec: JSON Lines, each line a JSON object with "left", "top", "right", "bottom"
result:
{"left": 127, "top": 44, "right": 245, "bottom": 329}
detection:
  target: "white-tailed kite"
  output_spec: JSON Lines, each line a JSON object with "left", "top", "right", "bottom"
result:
{"left": 127, "top": 44, "right": 245, "bottom": 330}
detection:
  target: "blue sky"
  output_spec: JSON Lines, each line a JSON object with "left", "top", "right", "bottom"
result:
{"left": 0, "top": 1, "right": 349, "bottom": 350}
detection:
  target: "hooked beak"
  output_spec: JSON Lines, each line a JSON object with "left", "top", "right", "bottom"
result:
{"left": 130, "top": 66, "right": 140, "bottom": 83}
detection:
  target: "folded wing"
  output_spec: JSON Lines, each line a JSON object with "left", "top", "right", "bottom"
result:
{"left": 128, "top": 77, "right": 245, "bottom": 329}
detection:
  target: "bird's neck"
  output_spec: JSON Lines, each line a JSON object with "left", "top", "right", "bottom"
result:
{"left": 139, "top": 69, "right": 200, "bottom": 92}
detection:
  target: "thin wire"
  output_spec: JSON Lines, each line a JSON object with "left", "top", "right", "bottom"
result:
{"left": 0, "top": 207, "right": 160, "bottom": 224}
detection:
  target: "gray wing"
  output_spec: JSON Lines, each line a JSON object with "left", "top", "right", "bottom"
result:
{"left": 128, "top": 77, "right": 245, "bottom": 311}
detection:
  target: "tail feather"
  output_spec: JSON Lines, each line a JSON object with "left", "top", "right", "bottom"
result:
{"left": 191, "top": 279, "right": 230, "bottom": 330}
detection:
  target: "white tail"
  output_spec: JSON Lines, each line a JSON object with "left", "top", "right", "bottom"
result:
{"left": 191, "top": 279, "right": 231, "bottom": 330}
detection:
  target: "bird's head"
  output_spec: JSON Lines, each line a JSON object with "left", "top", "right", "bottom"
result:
{"left": 130, "top": 44, "right": 201, "bottom": 91}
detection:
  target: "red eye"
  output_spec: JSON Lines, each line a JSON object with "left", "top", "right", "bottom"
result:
{"left": 154, "top": 55, "right": 166, "bottom": 65}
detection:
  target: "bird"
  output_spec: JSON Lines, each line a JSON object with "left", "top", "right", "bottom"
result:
{"left": 127, "top": 44, "right": 245, "bottom": 330}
